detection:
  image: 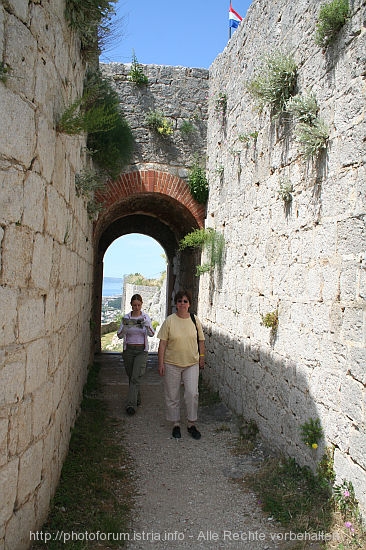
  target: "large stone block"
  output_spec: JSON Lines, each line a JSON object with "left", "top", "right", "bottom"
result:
{"left": 0, "top": 167, "right": 24, "bottom": 225}
{"left": 0, "top": 286, "right": 17, "bottom": 347}
{"left": 0, "top": 458, "right": 18, "bottom": 525}
{"left": 3, "top": 0, "right": 28, "bottom": 22}
{"left": 1, "top": 225, "right": 33, "bottom": 287}
{"left": 0, "top": 346, "right": 25, "bottom": 406}
{"left": 25, "top": 339, "right": 48, "bottom": 395}
{"left": 17, "top": 296, "right": 46, "bottom": 343}
{"left": 31, "top": 233, "right": 53, "bottom": 291}
{"left": 5, "top": 498, "right": 36, "bottom": 550}
{"left": 0, "top": 87, "right": 35, "bottom": 165}
{"left": 8, "top": 397, "right": 32, "bottom": 457}
{"left": 5, "top": 12, "right": 37, "bottom": 101}
{"left": 17, "top": 439, "right": 43, "bottom": 505}
{"left": 23, "top": 172, "right": 46, "bottom": 233}
{"left": 0, "top": 417, "right": 8, "bottom": 468}
{"left": 45, "top": 185, "right": 68, "bottom": 243}
{"left": 31, "top": 383, "right": 53, "bottom": 440}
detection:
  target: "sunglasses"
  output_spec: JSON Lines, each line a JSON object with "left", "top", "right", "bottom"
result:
{"left": 177, "top": 299, "right": 189, "bottom": 303}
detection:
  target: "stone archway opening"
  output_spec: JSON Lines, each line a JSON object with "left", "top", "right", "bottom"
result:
{"left": 101, "top": 233, "right": 167, "bottom": 352}
{"left": 93, "top": 170, "right": 206, "bottom": 353}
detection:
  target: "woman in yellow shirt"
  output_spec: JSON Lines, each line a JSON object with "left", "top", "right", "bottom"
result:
{"left": 158, "top": 290, "right": 205, "bottom": 439}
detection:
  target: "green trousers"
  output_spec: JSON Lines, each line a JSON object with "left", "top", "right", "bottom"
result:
{"left": 122, "top": 346, "right": 148, "bottom": 409}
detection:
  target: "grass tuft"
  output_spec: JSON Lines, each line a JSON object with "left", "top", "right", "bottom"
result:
{"left": 245, "top": 457, "right": 333, "bottom": 533}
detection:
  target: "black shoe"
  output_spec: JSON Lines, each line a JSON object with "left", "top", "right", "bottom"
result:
{"left": 126, "top": 406, "right": 135, "bottom": 416}
{"left": 187, "top": 425, "right": 201, "bottom": 440}
{"left": 172, "top": 426, "right": 181, "bottom": 439}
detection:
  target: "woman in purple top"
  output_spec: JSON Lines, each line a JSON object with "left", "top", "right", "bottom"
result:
{"left": 117, "top": 294, "right": 155, "bottom": 415}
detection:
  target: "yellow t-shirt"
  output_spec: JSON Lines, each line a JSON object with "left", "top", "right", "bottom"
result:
{"left": 157, "top": 313, "right": 205, "bottom": 367}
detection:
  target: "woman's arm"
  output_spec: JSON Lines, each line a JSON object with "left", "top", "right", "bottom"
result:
{"left": 198, "top": 340, "right": 205, "bottom": 369}
{"left": 117, "top": 318, "right": 126, "bottom": 339}
{"left": 158, "top": 340, "right": 167, "bottom": 376}
{"left": 144, "top": 313, "right": 155, "bottom": 337}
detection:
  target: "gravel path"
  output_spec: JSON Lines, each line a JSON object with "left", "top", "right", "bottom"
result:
{"left": 98, "top": 353, "right": 319, "bottom": 550}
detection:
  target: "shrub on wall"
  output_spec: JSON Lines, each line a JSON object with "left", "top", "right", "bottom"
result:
{"left": 127, "top": 51, "right": 148, "bottom": 86}
{"left": 295, "top": 119, "right": 329, "bottom": 159}
{"left": 145, "top": 110, "right": 173, "bottom": 136}
{"left": 285, "top": 93, "right": 329, "bottom": 159}
{"left": 65, "top": 0, "right": 117, "bottom": 57}
{"left": 187, "top": 159, "right": 209, "bottom": 204}
{"left": 246, "top": 51, "right": 297, "bottom": 117}
{"left": 75, "top": 169, "right": 105, "bottom": 219}
{"left": 180, "top": 119, "right": 195, "bottom": 136}
{"left": 179, "top": 228, "right": 225, "bottom": 276}
{"left": 278, "top": 178, "right": 293, "bottom": 204}
{"left": 315, "top": 0, "right": 349, "bottom": 48}
{"left": 285, "top": 93, "right": 319, "bottom": 125}
{"left": 57, "top": 69, "right": 133, "bottom": 178}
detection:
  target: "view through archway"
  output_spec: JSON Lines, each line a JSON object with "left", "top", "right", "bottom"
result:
{"left": 101, "top": 234, "right": 167, "bottom": 352}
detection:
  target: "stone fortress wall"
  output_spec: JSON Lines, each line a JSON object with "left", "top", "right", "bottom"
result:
{"left": 200, "top": 0, "right": 365, "bottom": 513}
{"left": 0, "top": 2, "right": 94, "bottom": 548}
{"left": 100, "top": 62, "right": 209, "bottom": 180}
{"left": 0, "top": 0, "right": 365, "bottom": 546}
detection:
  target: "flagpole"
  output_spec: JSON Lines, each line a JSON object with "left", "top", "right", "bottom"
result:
{"left": 229, "top": 1, "right": 232, "bottom": 40}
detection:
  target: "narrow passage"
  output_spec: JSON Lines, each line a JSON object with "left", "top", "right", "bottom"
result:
{"left": 98, "top": 353, "right": 312, "bottom": 550}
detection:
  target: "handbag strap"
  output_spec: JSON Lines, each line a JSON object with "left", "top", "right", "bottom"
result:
{"left": 190, "top": 313, "right": 200, "bottom": 353}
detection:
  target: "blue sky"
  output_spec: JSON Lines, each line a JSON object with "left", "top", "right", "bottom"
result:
{"left": 104, "top": 234, "right": 167, "bottom": 279}
{"left": 102, "top": 1, "right": 252, "bottom": 279}
{"left": 100, "top": 0, "right": 252, "bottom": 68}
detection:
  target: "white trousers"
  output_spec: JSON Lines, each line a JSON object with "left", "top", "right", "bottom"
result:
{"left": 163, "top": 363, "right": 199, "bottom": 423}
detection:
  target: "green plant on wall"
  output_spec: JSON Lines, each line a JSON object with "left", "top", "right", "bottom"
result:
{"left": 179, "top": 228, "right": 225, "bottom": 276}
{"left": 65, "top": 0, "right": 117, "bottom": 57}
{"left": 246, "top": 51, "right": 297, "bottom": 117}
{"left": 238, "top": 130, "right": 259, "bottom": 145}
{"left": 127, "top": 51, "right": 148, "bottom": 86}
{"left": 57, "top": 94, "right": 119, "bottom": 135}
{"left": 145, "top": 110, "right": 173, "bottom": 136}
{"left": 215, "top": 92, "right": 227, "bottom": 119}
{"left": 180, "top": 119, "right": 195, "bottom": 136}
{"left": 187, "top": 159, "right": 209, "bottom": 204}
{"left": 278, "top": 178, "right": 293, "bottom": 204}
{"left": 0, "top": 62, "right": 10, "bottom": 83}
{"left": 316, "top": 446, "right": 335, "bottom": 487}
{"left": 75, "top": 169, "right": 105, "bottom": 220}
{"left": 295, "top": 119, "right": 329, "bottom": 159}
{"left": 57, "top": 69, "right": 133, "bottom": 178}
{"left": 300, "top": 417, "right": 323, "bottom": 449}
{"left": 261, "top": 310, "right": 279, "bottom": 331}
{"left": 75, "top": 169, "right": 105, "bottom": 198}
{"left": 285, "top": 93, "right": 319, "bottom": 125}
{"left": 315, "top": 0, "right": 349, "bottom": 48}
{"left": 285, "top": 93, "right": 329, "bottom": 159}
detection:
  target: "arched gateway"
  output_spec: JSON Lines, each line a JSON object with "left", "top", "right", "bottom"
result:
{"left": 93, "top": 169, "right": 206, "bottom": 352}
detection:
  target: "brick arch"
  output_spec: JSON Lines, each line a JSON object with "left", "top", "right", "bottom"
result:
{"left": 92, "top": 169, "right": 206, "bottom": 353}
{"left": 94, "top": 169, "right": 206, "bottom": 234}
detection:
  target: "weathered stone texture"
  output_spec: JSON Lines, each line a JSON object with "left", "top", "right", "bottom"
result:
{"left": 101, "top": 63, "right": 209, "bottom": 177}
{"left": 0, "top": 2, "right": 93, "bottom": 548}
{"left": 200, "top": 0, "right": 366, "bottom": 514}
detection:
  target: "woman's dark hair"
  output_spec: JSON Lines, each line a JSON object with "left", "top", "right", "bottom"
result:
{"left": 130, "top": 294, "right": 143, "bottom": 304}
{"left": 174, "top": 290, "right": 192, "bottom": 304}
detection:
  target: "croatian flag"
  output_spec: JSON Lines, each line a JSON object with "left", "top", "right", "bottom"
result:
{"left": 229, "top": 3, "right": 242, "bottom": 28}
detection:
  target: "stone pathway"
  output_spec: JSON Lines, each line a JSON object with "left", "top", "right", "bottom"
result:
{"left": 97, "top": 353, "right": 320, "bottom": 550}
